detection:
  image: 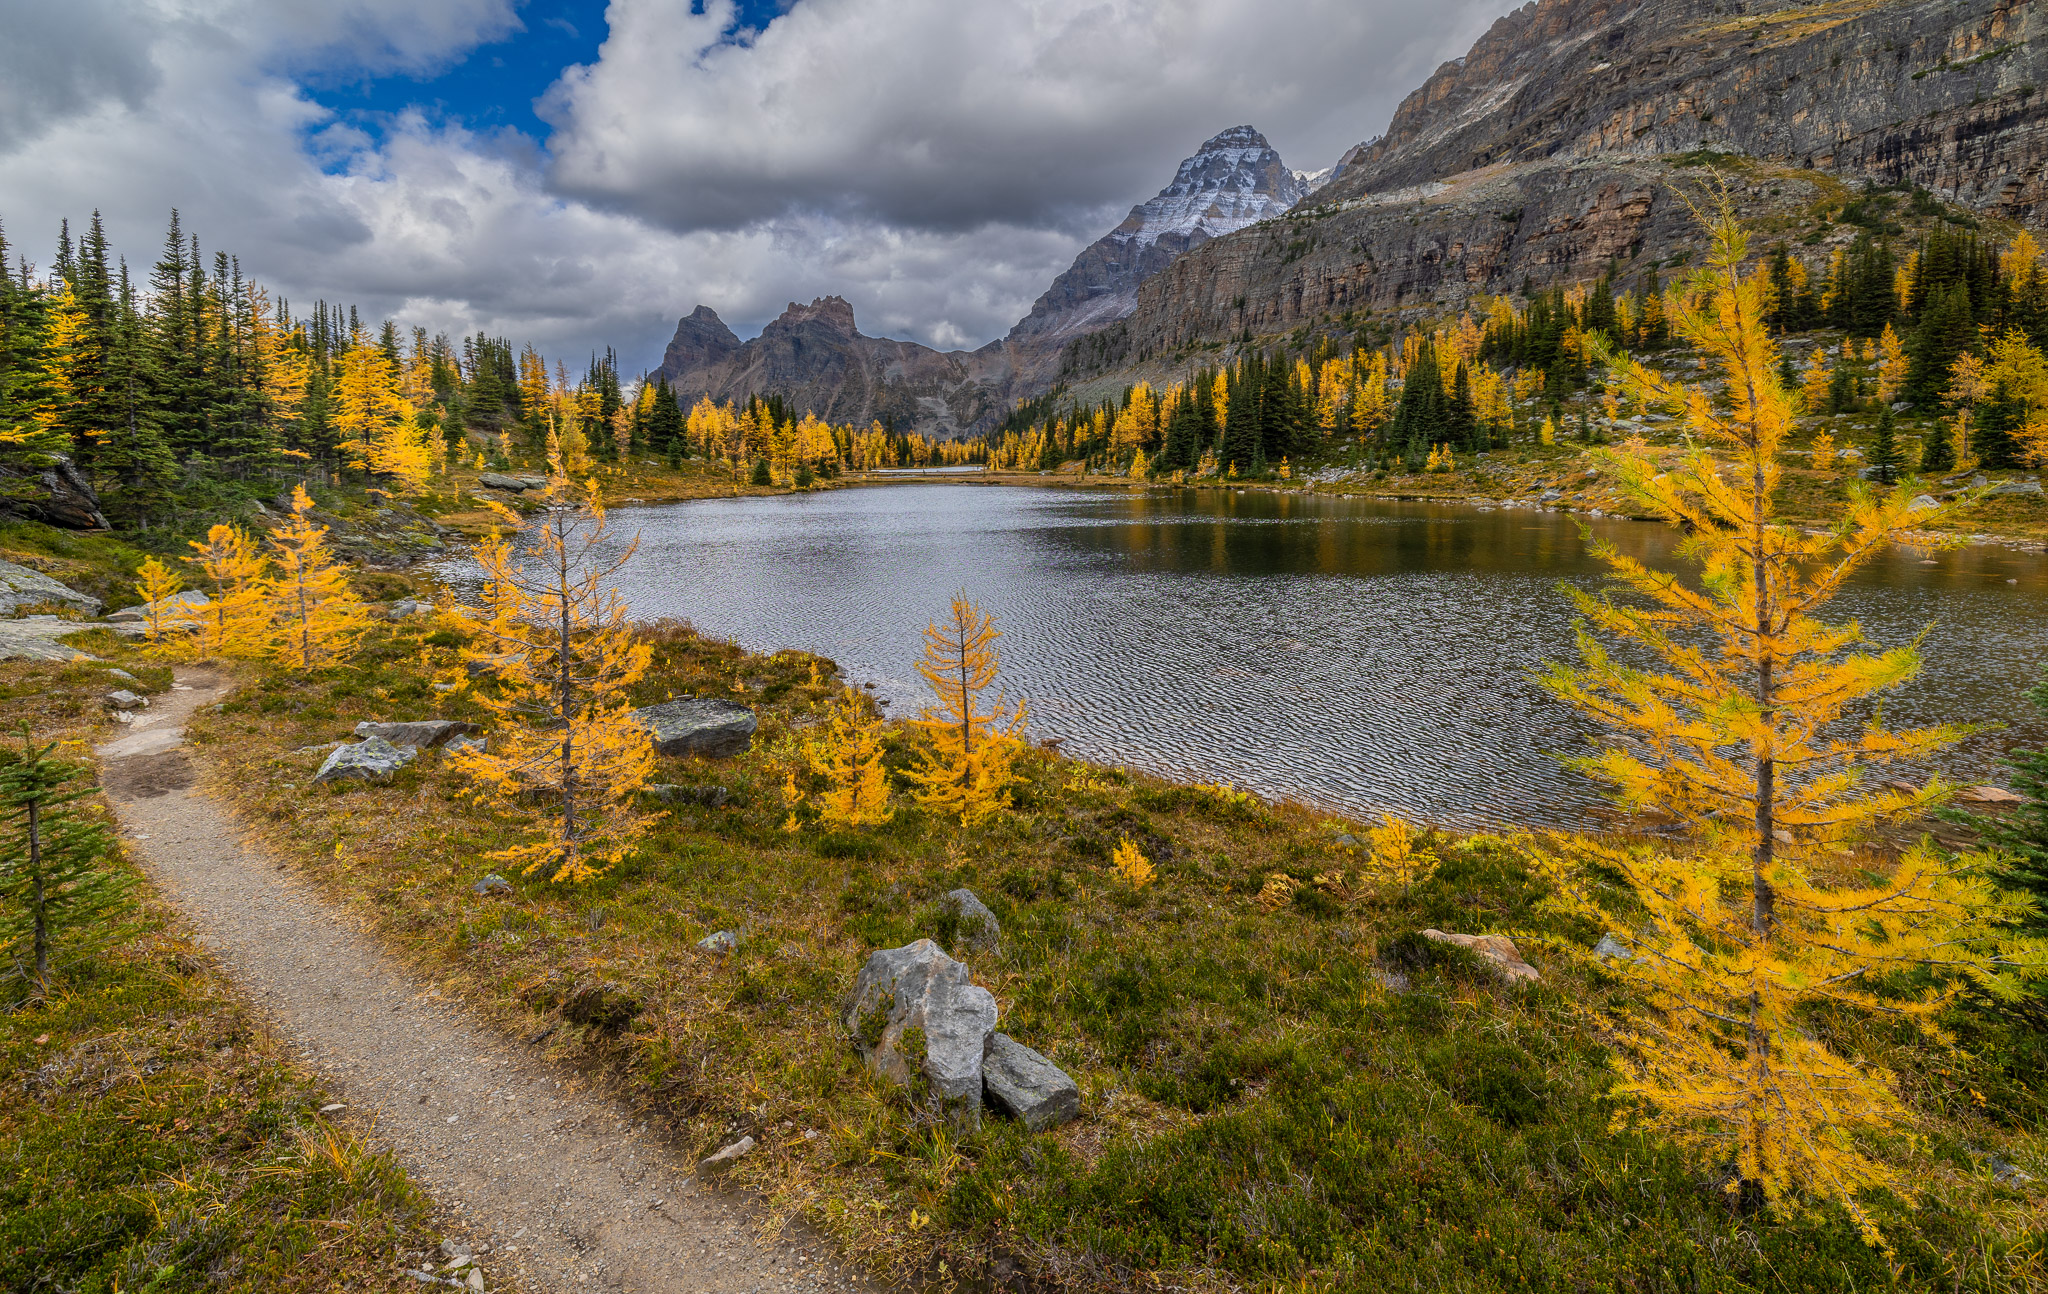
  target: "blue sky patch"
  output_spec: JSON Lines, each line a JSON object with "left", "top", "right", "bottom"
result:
{"left": 306, "top": 0, "right": 790, "bottom": 145}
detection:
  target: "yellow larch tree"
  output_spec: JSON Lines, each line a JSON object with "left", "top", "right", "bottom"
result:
{"left": 805, "top": 687, "right": 894, "bottom": 828}
{"left": 904, "top": 593, "right": 1027, "bottom": 824}
{"left": 1943, "top": 351, "right": 1992, "bottom": 472}
{"left": 1875, "top": 322, "right": 1909, "bottom": 403}
{"left": 264, "top": 484, "right": 370, "bottom": 671}
{"left": 333, "top": 330, "right": 434, "bottom": 491}
{"left": 453, "top": 440, "right": 656, "bottom": 883}
{"left": 1798, "top": 348, "right": 1832, "bottom": 412}
{"left": 1552, "top": 200, "right": 2046, "bottom": 1253}
{"left": 186, "top": 524, "right": 269, "bottom": 659}
{"left": 133, "top": 558, "right": 186, "bottom": 645}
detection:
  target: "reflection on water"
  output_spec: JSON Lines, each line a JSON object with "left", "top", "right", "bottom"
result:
{"left": 437, "top": 484, "right": 2048, "bottom": 829}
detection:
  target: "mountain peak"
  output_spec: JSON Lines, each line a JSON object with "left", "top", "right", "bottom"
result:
{"left": 1199, "top": 124, "right": 1272, "bottom": 151}
{"left": 1006, "top": 125, "right": 1307, "bottom": 345}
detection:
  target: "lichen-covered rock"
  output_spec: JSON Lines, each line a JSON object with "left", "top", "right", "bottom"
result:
{"left": 982, "top": 1033, "right": 1080, "bottom": 1132}
{"left": 0, "top": 559, "right": 100, "bottom": 615}
{"left": 1421, "top": 929, "right": 1540, "bottom": 984}
{"left": 477, "top": 472, "right": 528, "bottom": 491}
{"left": 842, "top": 939, "right": 998, "bottom": 1110}
{"left": 938, "top": 888, "right": 1000, "bottom": 954}
{"left": 312, "top": 736, "right": 417, "bottom": 785}
{"left": 353, "top": 719, "right": 484, "bottom": 749}
{"left": 630, "top": 698, "right": 757, "bottom": 759}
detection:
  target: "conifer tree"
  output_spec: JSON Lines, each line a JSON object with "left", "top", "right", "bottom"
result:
{"left": 1867, "top": 404, "right": 1902, "bottom": 485}
{"left": 264, "top": 484, "right": 368, "bottom": 671}
{"left": 0, "top": 726, "right": 125, "bottom": 1002}
{"left": 186, "top": 523, "right": 269, "bottom": 658}
{"left": 454, "top": 441, "right": 656, "bottom": 883}
{"left": 904, "top": 593, "right": 1026, "bottom": 824}
{"left": 1552, "top": 201, "right": 2044, "bottom": 1253}
{"left": 805, "top": 687, "right": 894, "bottom": 828}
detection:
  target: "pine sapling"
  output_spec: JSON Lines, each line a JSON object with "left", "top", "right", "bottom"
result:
{"left": 0, "top": 725, "right": 125, "bottom": 1001}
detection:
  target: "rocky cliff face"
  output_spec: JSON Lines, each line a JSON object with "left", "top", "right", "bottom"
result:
{"left": 1324, "top": 0, "right": 2048, "bottom": 219}
{"left": 1103, "top": 0, "right": 2048, "bottom": 368}
{"left": 657, "top": 297, "right": 1015, "bottom": 435}
{"left": 1006, "top": 126, "right": 1309, "bottom": 346}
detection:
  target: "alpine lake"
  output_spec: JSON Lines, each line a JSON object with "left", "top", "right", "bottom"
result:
{"left": 440, "top": 481, "right": 2048, "bottom": 831}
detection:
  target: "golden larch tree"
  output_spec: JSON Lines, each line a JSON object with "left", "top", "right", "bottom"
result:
{"left": 133, "top": 558, "right": 186, "bottom": 645}
{"left": 453, "top": 441, "right": 656, "bottom": 883}
{"left": 1551, "top": 199, "right": 2045, "bottom": 1252}
{"left": 264, "top": 484, "right": 370, "bottom": 671}
{"left": 805, "top": 687, "right": 894, "bottom": 828}
{"left": 186, "top": 524, "right": 269, "bottom": 659}
{"left": 904, "top": 593, "right": 1026, "bottom": 824}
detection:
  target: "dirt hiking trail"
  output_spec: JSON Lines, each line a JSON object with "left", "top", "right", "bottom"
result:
{"left": 100, "top": 668, "right": 869, "bottom": 1294}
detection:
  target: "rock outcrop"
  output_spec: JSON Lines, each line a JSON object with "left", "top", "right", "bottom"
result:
{"left": 1322, "top": 0, "right": 2048, "bottom": 220}
{"left": 1006, "top": 126, "right": 1309, "bottom": 348}
{"left": 631, "top": 698, "right": 757, "bottom": 759}
{"left": 0, "top": 558, "right": 101, "bottom": 615}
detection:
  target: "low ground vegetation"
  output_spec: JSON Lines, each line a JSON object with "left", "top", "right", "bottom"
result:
{"left": 140, "top": 606, "right": 2048, "bottom": 1293}
{"left": 0, "top": 659, "right": 434, "bottom": 1293}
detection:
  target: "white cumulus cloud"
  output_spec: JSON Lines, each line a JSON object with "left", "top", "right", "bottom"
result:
{"left": 0, "top": 0, "right": 1508, "bottom": 369}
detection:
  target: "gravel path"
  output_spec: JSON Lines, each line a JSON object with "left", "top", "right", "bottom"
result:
{"left": 100, "top": 668, "right": 869, "bottom": 1294}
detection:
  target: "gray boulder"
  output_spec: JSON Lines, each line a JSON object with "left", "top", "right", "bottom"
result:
{"left": 515, "top": 476, "right": 549, "bottom": 490}
{"left": 477, "top": 472, "right": 528, "bottom": 491}
{"left": 387, "top": 598, "right": 433, "bottom": 620}
{"left": 353, "top": 719, "right": 484, "bottom": 749}
{"left": 445, "top": 733, "right": 486, "bottom": 756}
{"left": 473, "top": 874, "right": 512, "bottom": 896}
{"left": 107, "top": 588, "right": 209, "bottom": 623}
{"left": 938, "top": 888, "right": 1000, "bottom": 954}
{"left": 696, "top": 929, "right": 741, "bottom": 953}
{"left": 103, "top": 689, "right": 147, "bottom": 710}
{"left": 313, "top": 736, "right": 418, "bottom": 784}
{"left": 0, "top": 559, "right": 100, "bottom": 616}
{"left": 842, "top": 939, "right": 997, "bottom": 1111}
{"left": 1907, "top": 494, "right": 1940, "bottom": 512}
{"left": 1988, "top": 479, "right": 2044, "bottom": 497}
{"left": 631, "top": 698, "right": 757, "bottom": 758}
{"left": 981, "top": 1033, "right": 1080, "bottom": 1132}
{"left": 1592, "top": 933, "right": 1634, "bottom": 961}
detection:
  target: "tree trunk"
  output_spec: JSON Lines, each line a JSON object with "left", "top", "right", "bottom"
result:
{"left": 1751, "top": 462, "right": 1776, "bottom": 936}
{"left": 28, "top": 798, "right": 47, "bottom": 998}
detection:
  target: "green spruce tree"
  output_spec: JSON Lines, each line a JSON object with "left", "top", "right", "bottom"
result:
{"left": 0, "top": 725, "right": 127, "bottom": 1002}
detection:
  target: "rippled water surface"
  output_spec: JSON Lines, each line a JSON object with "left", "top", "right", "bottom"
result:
{"left": 443, "top": 484, "right": 2048, "bottom": 828}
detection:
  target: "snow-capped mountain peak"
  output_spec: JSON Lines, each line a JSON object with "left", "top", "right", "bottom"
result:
{"left": 1113, "top": 125, "right": 1307, "bottom": 249}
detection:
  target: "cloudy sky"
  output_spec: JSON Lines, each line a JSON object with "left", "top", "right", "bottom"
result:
{"left": 0, "top": 0, "right": 1510, "bottom": 373}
